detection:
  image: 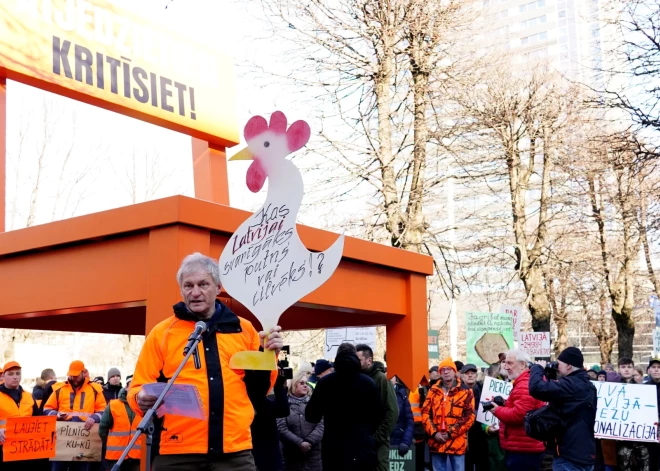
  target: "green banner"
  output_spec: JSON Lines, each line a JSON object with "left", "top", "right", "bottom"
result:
{"left": 389, "top": 446, "right": 415, "bottom": 470}
{"left": 466, "top": 312, "right": 514, "bottom": 368}
{"left": 428, "top": 329, "right": 439, "bottom": 359}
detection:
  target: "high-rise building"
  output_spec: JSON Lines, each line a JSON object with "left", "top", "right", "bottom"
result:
{"left": 481, "top": 0, "right": 606, "bottom": 87}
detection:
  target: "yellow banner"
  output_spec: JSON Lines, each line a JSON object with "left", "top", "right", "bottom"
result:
{"left": 0, "top": 0, "right": 239, "bottom": 146}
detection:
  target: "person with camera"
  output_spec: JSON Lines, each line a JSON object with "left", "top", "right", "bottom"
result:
{"left": 485, "top": 350, "right": 545, "bottom": 470}
{"left": 528, "top": 346, "right": 597, "bottom": 471}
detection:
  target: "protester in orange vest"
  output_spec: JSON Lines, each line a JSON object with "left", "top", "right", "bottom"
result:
{"left": 0, "top": 361, "right": 38, "bottom": 469}
{"left": 99, "top": 384, "right": 140, "bottom": 471}
{"left": 44, "top": 360, "right": 107, "bottom": 471}
{"left": 127, "top": 252, "right": 282, "bottom": 470}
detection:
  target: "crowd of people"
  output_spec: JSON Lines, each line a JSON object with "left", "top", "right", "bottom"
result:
{"left": 0, "top": 252, "right": 659, "bottom": 471}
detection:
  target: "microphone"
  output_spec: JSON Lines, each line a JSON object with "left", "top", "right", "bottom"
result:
{"left": 184, "top": 321, "right": 207, "bottom": 355}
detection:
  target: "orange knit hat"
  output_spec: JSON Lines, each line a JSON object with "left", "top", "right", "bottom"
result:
{"left": 439, "top": 357, "right": 456, "bottom": 372}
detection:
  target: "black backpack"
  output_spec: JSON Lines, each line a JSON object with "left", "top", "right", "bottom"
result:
{"left": 524, "top": 404, "right": 563, "bottom": 442}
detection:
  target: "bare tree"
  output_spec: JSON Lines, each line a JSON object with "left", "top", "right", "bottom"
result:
{"left": 454, "top": 64, "right": 578, "bottom": 332}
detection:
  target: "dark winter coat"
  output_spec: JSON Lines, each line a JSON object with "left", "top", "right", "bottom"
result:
{"left": 252, "top": 377, "right": 290, "bottom": 471}
{"left": 364, "top": 361, "right": 399, "bottom": 447}
{"left": 277, "top": 395, "right": 323, "bottom": 471}
{"left": 390, "top": 384, "right": 414, "bottom": 447}
{"left": 306, "top": 350, "right": 384, "bottom": 471}
{"left": 528, "top": 365, "right": 597, "bottom": 466}
{"left": 102, "top": 382, "right": 123, "bottom": 404}
{"left": 37, "top": 380, "right": 57, "bottom": 414}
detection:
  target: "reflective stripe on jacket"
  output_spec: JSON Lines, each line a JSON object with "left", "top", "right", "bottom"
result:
{"left": 0, "top": 387, "right": 35, "bottom": 429}
{"left": 409, "top": 389, "right": 423, "bottom": 423}
{"left": 105, "top": 399, "right": 141, "bottom": 460}
{"left": 43, "top": 379, "right": 106, "bottom": 422}
{"left": 127, "top": 301, "right": 277, "bottom": 455}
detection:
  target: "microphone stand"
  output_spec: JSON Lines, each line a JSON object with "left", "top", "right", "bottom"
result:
{"left": 111, "top": 328, "right": 205, "bottom": 471}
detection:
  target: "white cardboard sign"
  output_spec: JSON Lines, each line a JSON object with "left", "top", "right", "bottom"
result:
{"left": 519, "top": 331, "right": 551, "bottom": 357}
{"left": 476, "top": 376, "right": 513, "bottom": 427}
{"left": 500, "top": 305, "right": 522, "bottom": 340}
{"left": 654, "top": 328, "right": 660, "bottom": 356}
{"left": 324, "top": 327, "right": 377, "bottom": 360}
{"left": 219, "top": 112, "right": 344, "bottom": 330}
{"left": 592, "top": 381, "right": 659, "bottom": 442}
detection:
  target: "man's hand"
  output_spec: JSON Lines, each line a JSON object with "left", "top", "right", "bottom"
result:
{"left": 299, "top": 441, "right": 312, "bottom": 453}
{"left": 434, "top": 432, "right": 448, "bottom": 443}
{"left": 260, "top": 326, "right": 283, "bottom": 354}
{"left": 488, "top": 423, "right": 499, "bottom": 435}
{"left": 0, "top": 428, "right": 5, "bottom": 445}
{"left": 57, "top": 412, "right": 69, "bottom": 421}
{"left": 137, "top": 388, "right": 159, "bottom": 414}
{"left": 84, "top": 417, "right": 96, "bottom": 431}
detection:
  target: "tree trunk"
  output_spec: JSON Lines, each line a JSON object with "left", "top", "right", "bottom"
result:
{"left": 401, "top": 36, "right": 429, "bottom": 253}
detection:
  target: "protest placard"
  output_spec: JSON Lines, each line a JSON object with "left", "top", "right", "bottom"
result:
{"left": 476, "top": 376, "right": 513, "bottom": 426}
{"left": 51, "top": 422, "right": 102, "bottom": 461}
{"left": 654, "top": 328, "right": 660, "bottom": 356}
{"left": 4, "top": 416, "right": 56, "bottom": 461}
{"left": 500, "top": 305, "right": 522, "bottom": 340}
{"left": 389, "top": 446, "right": 415, "bottom": 471}
{"left": 324, "top": 327, "right": 377, "bottom": 360}
{"left": 592, "top": 381, "right": 659, "bottom": 442}
{"left": 466, "top": 312, "right": 514, "bottom": 367}
{"left": 519, "top": 332, "right": 551, "bottom": 357}
{"left": 428, "top": 329, "right": 440, "bottom": 359}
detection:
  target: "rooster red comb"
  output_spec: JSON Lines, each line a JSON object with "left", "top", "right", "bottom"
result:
{"left": 244, "top": 111, "right": 311, "bottom": 152}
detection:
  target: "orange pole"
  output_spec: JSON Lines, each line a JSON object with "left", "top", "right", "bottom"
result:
{"left": 0, "top": 77, "right": 6, "bottom": 233}
{"left": 145, "top": 225, "right": 211, "bottom": 333}
{"left": 191, "top": 138, "right": 230, "bottom": 205}
{"left": 386, "top": 272, "right": 428, "bottom": 390}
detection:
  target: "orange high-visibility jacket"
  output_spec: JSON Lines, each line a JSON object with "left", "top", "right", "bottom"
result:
{"left": 105, "top": 399, "right": 141, "bottom": 460}
{"left": 127, "top": 302, "right": 277, "bottom": 456}
{"left": 0, "top": 387, "right": 36, "bottom": 430}
{"left": 43, "top": 379, "right": 106, "bottom": 423}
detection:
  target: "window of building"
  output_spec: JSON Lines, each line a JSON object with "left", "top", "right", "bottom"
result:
{"left": 519, "top": 0, "right": 546, "bottom": 13}
{"left": 521, "top": 30, "right": 549, "bottom": 46}
{"left": 520, "top": 15, "right": 547, "bottom": 29}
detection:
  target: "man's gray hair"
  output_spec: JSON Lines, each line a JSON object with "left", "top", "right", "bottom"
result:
{"left": 506, "top": 349, "right": 531, "bottom": 364}
{"left": 176, "top": 253, "right": 221, "bottom": 286}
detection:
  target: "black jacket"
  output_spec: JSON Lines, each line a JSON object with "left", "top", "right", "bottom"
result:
{"left": 102, "top": 382, "right": 123, "bottom": 404}
{"left": 528, "top": 365, "right": 597, "bottom": 466}
{"left": 37, "top": 380, "right": 57, "bottom": 414}
{"left": 306, "top": 350, "right": 384, "bottom": 471}
{"left": 251, "top": 375, "right": 289, "bottom": 471}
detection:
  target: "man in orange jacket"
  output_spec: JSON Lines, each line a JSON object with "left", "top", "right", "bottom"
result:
{"left": 128, "top": 252, "right": 283, "bottom": 471}
{"left": 44, "top": 359, "right": 107, "bottom": 471}
{"left": 421, "top": 357, "right": 475, "bottom": 471}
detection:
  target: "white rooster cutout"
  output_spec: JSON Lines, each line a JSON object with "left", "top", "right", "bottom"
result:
{"left": 220, "top": 111, "right": 345, "bottom": 370}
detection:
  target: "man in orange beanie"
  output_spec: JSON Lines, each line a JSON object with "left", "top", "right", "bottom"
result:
{"left": 421, "top": 357, "right": 475, "bottom": 471}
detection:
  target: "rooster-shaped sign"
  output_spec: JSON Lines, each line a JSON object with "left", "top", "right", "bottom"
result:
{"left": 219, "top": 111, "right": 345, "bottom": 370}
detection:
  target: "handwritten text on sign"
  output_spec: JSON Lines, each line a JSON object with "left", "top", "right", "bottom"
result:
{"left": 519, "top": 332, "right": 551, "bottom": 357}
{"left": 476, "top": 376, "right": 513, "bottom": 426}
{"left": 500, "top": 305, "right": 522, "bottom": 339}
{"left": 51, "top": 423, "right": 102, "bottom": 462}
{"left": 592, "top": 381, "right": 659, "bottom": 442}
{"left": 4, "top": 416, "right": 56, "bottom": 461}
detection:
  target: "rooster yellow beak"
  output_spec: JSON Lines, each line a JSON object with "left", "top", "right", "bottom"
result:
{"left": 229, "top": 147, "right": 253, "bottom": 161}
